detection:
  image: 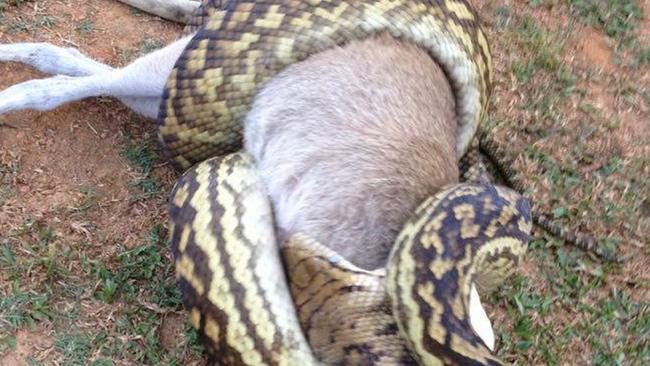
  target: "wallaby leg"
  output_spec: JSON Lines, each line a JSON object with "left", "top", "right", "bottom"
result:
{"left": 0, "top": 35, "right": 194, "bottom": 118}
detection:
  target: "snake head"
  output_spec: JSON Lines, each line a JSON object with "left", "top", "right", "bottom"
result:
{"left": 387, "top": 183, "right": 532, "bottom": 366}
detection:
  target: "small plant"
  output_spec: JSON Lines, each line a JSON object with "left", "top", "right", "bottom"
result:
{"left": 139, "top": 39, "right": 164, "bottom": 55}
{"left": 120, "top": 140, "right": 162, "bottom": 200}
{"left": 76, "top": 19, "right": 96, "bottom": 34}
{"left": 34, "top": 15, "right": 56, "bottom": 28}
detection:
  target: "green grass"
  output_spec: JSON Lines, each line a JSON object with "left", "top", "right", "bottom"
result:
{"left": 0, "top": 128, "right": 199, "bottom": 363}
{"left": 483, "top": 3, "right": 649, "bottom": 365}
{"left": 120, "top": 137, "right": 163, "bottom": 200}
{"left": 117, "top": 48, "right": 134, "bottom": 65}
{"left": 1, "top": 0, "right": 647, "bottom": 364}
{"left": 566, "top": 0, "right": 643, "bottom": 46}
{"left": 0, "top": 284, "right": 54, "bottom": 332}
{"left": 493, "top": 243, "right": 649, "bottom": 365}
{"left": 139, "top": 39, "right": 165, "bottom": 55}
{"left": 631, "top": 47, "right": 650, "bottom": 68}
{"left": 0, "top": 155, "right": 19, "bottom": 206}
{"left": 76, "top": 19, "right": 96, "bottom": 34}
{"left": 0, "top": 219, "right": 202, "bottom": 363}
{"left": 4, "top": 14, "right": 56, "bottom": 33}
{"left": 73, "top": 186, "right": 98, "bottom": 213}
{"left": 78, "top": 226, "right": 202, "bottom": 364}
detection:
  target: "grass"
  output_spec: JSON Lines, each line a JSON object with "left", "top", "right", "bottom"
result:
{"left": 4, "top": 14, "right": 57, "bottom": 33}
{"left": 484, "top": 2, "right": 649, "bottom": 365}
{"left": 73, "top": 186, "right": 97, "bottom": 213}
{"left": 566, "top": 0, "right": 642, "bottom": 45}
{"left": 0, "top": 216, "right": 202, "bottom": 364}
{"left": 120, "top": 135, "right": 163, "bottom": 201}
{"left": 1, "top": 0, "right": 648, "bottom": 365}
{"left": 139, "top": 39, "right": 165, "bottom": 55}
{"left": 1, "top": 117, "right": 200, "bottom": 364}
{"left": 631, "top": 47, "right": 650, "bottom": 68}
{"left": 0, "top": 154, "right": 19, "bottom": 206}
{"left": 493, "top": 241, "right": 649, "bottom": 365}
{"left": 75, "top": 19, "right": 96, "bottom": 34}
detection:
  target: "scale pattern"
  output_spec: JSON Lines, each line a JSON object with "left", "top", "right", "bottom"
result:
{"left": 387, "top": 184, "right": 531, "bottom": 365}
{"left": 157, "top": 0, "right": 493, "bottom": 170}
{"left": 169, "top": 154, "right": 532, "bottom": 365}
{"left": 161, "top": 1, "right": 536, "bottom": 365}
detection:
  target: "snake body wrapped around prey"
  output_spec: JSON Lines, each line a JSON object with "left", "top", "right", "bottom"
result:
{"left": 160, "top": 0, "right": 532, "bottom": 365}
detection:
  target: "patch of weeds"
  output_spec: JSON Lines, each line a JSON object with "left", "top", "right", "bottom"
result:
{"left": 139, "top": 38, "right": 164, "bottom": 55}
{"left": 491, "top": 240, "right": 647, "bottom": 365}
{"left": 76, "top": 19, "right": 96, "bottom": 34}
{"left": 90, "top": 359, "right": 115, "bottom": 366}
{"left": 567, "top": 0, "right": 642, "bottom": 46}
{"left": 0, "top": 241, "right": 17, "bottom": 273}
{"left": 0, "top": 334, "right": 17, "bottom": 355}
{"left": 130, "top": 178, "right": 160, "bottom": 199}
{"left": 82, "top": 226, "right": 193, "bottom": 364}
{"left": 121, "top": 141, "right": 158, "bottom": 174}
{"left": 6, "top": 16, "right": 30, "bottom": 33}
{"left": 630, "top": 47, "right": 650, "bottom": 68}
{"left": 130, "top": 7, "right": 142, "bottom": 17}
{"left": 74, "top": 185, "right": 98, "bottom": 213}
{"left": 54, "top": 332, "right": 93, "bottom": 366}
{"left": 97, "top": 277, "right": 119, "bottom": 303}
{"left": 93, "top": 225, "right": 173, "bottom": 305}
{"left": 38, "top": 226, "right": 56, "bottom": 246}
{"left": 493, "top": 274, "right": 560, "bottom": 365}
{"left": 493, "top": 6, "right": 512, "bottom": 29}
{"left": 529, "top": 0, "right": 559, "bottom": 7}
{"left": 117, "top": 48, "right": 134, "bottom": 65}
{"left": 598, "top": 156, "right": 623, "bottom": 176}
{"left": 513, "top": 14, "right": 564, "bottom": 73}
{"left": 40, "top": 239, "right": 68, "bottom": 280}
{"left": 26, "top": 357, "right": 44, "bottom": 366}
{"left": 5, "top": 14, "right": 56, "bottom": 33}
{"left": 580, "top": 288, "right": 649, "bottom": 365}
{"left": 555, "top": 66, "right": 577, "bottom": 96}
{"left": 34, "top": 15, "right": 56, "bottom": 28}
{"left": 120, "top": 139, "right": 162, "bottom": 200}
{"left": 508, "top": 14, "right": 572, "bottom": 90}
{"left": 0, "top": 283, "right": 55, "bottom": 333}
{"left": 1, "top": 153, "right": 20, "bottom": 204}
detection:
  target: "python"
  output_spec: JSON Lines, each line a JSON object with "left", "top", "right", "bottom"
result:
{"left": 0, "top": 1, "right": 529, "bottom": 364}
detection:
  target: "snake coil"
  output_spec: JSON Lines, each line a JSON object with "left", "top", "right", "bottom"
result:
{"left": 161, "top": 1, "right": 532, "bottom": 365}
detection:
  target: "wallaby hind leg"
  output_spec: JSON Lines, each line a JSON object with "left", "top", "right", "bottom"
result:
{"left": 0, "top": 43, "right": 113, "bottom": 76}
{"left": 0, "top": 35, "right": 194, "bottom": 118}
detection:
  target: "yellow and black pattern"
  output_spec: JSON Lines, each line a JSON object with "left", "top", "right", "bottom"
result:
{"left": 183, "top": 0, "right": 225, "bottom": 35}
{"left": 157, "top": 0, "right": 493, "bottom": 170}
{"left": 159, "top": 1, "right": 538, "bottom": 365}
{"left": 282, "top": 235, "right": 417, "bottom": 365}
{"left": 387, "top": 184, "right": 531, "bottom": 366}
{"left": 168, "top": 152, "right": 320, "bottom": 365}
{"left": 168, "top": 152, "right": 532, "bottom": 365}
{"left": 475, "top": 132, "right": 623, "bottom": 262}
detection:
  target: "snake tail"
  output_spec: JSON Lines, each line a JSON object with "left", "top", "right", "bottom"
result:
{"left": 167, "top": 152, "right": 320, "bottom": 365}
{"left": 476, "top": 132, "right": 621, "bottom": 262}
{"left": 386, "top": 183, "right": 532, "bottom": 366}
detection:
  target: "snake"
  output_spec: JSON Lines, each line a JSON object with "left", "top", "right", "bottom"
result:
{"left": 157, "top": 1, "right": 533, "bottom": 365}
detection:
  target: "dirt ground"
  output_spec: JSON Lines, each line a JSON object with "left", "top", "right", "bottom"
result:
{"left": 0, "top": 0, "right": 648, "bottom": 365}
